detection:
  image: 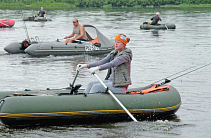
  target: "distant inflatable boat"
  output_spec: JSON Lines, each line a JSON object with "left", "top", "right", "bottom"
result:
{"left": 23, "top": 16, "right": 52, "bottom": 21}
{"left": 0, "top": 19, "right": 15, "bottom": 28}
{"left": 140, "top": 22, "right": 176, "bottom": 30}
{"left": 0, "top": 83, "right": 181, "bottom": 126}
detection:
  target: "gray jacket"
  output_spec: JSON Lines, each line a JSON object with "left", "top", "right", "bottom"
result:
{"left": 105, "top": 48, "right": 132, "bottom": 87}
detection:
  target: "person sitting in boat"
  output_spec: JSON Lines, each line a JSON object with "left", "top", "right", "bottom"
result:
{"left": 64, "top": 18, "right": 87, "bottom": 44}
{"left": 77, "top": 34, "right": 132, "bottom": 94}
{"left": 36, "top": 7, "right": 46, "bottom": 17}
{"left": 150, "top": 12, "right": 162, "bottom": 25}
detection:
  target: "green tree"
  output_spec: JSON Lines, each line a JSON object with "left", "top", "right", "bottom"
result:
{"left": 75, "top": 0, "right": 86, "bottom": 7}
{"left": 136, "top": 0, "right": 151, "bottom": 7}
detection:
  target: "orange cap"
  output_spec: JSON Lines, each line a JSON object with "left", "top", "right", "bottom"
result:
{"left": 115, "top": 34, "right": 128, "bottom": 45}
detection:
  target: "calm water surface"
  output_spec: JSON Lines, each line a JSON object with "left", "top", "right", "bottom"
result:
{"left": 0, "top": 7, "right": 211, "bottom": 138}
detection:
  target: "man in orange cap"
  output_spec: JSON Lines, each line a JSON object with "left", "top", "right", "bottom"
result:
{"left": 77, "top": 34, "right": 132, "bottom": 94}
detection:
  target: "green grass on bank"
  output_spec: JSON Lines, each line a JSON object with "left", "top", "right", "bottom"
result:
{"left": 0, "top": 2, "right": 75, "bottom": 10}
{"left": 163, "top": 4, "right": 211, "bottom": 7}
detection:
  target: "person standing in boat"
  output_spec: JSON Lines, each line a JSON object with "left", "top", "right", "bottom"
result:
{"left": 36, "top": 7, "right": 46, "bottom": 17}
{"left": 150, "top": 12, "right": 162, "bottom": 25}
{"left": 77, "top": 34, "right": 132, "bottom": 94}
{"left": 64, "top": 18, "right": 87, "bottom": 44}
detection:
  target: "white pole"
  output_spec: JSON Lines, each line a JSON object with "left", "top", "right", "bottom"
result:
{"left": 93, "top": 73, "right": 138, "bottom": 122}
{"left": 0, "top": 21, "right": 9, "bottom": 27}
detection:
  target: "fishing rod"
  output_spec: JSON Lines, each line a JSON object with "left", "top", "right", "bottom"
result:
{"left": 166, "top": 16, "right": 178, "bottom": 24}
{"left": 155, "top": 62, "right": 211, "bottom": 86}
{"left": 153, "top": 66, "right": 196, "bottom": 84}
{"left": 18, "top": 0, "right": 30, "bottom": 42}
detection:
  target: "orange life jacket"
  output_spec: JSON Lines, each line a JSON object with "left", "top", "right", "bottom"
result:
{"left": 129, "top": 84, "right": 170, "bottom": 94}
{"left": 91, "top": 37, "right": 99, "bottom": 43}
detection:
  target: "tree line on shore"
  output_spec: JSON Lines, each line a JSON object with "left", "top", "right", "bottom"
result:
{"left": 1, "top": 0, "right": 211, "bottom": 8}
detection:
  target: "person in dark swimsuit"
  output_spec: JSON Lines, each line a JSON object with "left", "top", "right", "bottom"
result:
{"left": 37, "top": 7, "right": 46, "bottom": 17}
{"left": 150, "top": 12, "right": 162, "bottom": 25}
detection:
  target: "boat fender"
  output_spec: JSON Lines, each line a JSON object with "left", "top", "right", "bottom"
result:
{"left": 21, "top": 40, "right": 30, "bottom": 50}
{"left": 129, "top": 84, "right": 170, "bottom": 94}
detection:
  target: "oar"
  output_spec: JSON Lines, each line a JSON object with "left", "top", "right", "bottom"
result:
{"left": 69, "top": 65, "right": 81, "bottom": 94}
{"left": 18, "top": 0, "right": 30, "bottom": 41}
{"left": 93, "top": 73, "right": 138, "bottom": 122}
{"left": 164, "top": 23, "right": 168, "bottom": 30}
{"left": 161, "top": 20, "right": 168, "bottom": 30}
{"left": 163, "top": 16, "right": 179, "bottom": 29}
{"left": 0, "top": 21, "right": 9, "bottom": 27}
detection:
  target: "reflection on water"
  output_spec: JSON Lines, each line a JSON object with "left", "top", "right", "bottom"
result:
{"left": 0, "top": 7, "right": 211, "bottom": 138}
{"left": 151, "top": 30, "right": 159, "bottom": 36}
{"left": 0, "top": 28, "right": 15, "bottom": 31}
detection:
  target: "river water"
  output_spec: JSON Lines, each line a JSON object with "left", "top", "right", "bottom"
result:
{"left": 0, "top": 7, "right": 211, "bottom": 137}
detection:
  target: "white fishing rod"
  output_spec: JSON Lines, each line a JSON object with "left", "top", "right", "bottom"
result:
{"left": 152, "top": 66, "right": 196, "bottom": 85}
{"left": 155, "top": 62, "right": 211, "bottom": 86}
{"left": 166, "top": 16, "right": 179, "bottom": 24}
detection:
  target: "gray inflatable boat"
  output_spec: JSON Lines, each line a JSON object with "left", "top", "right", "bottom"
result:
{"left": 140, "top": 22, "right": 176, "bottom": 30}
{"left": 4, "top": 25, "right": 114, "bottom": 56}
{"left": 23, "top": 16, "right": 52, "bottom": 21}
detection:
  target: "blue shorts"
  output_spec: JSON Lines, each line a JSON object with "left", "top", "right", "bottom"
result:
{"left": 73, "top": 39, "right": 86, "bottom": 43}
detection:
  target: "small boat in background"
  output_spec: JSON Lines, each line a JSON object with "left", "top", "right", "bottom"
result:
{"left": 0, "top": 19, "right": 15, "bottom": 28}
{"left": 23, "top": 16, "right": 52, "bottom": 21}
{"left": 4, "top": 25, "right": 114, "bottom": 56}
{"left": 140, "top": 22, "right": 176, "bottom": 30}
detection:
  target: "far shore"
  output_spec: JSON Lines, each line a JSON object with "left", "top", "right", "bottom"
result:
{"left": 0, "top": 3, "right": 211, "bottom": 10}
